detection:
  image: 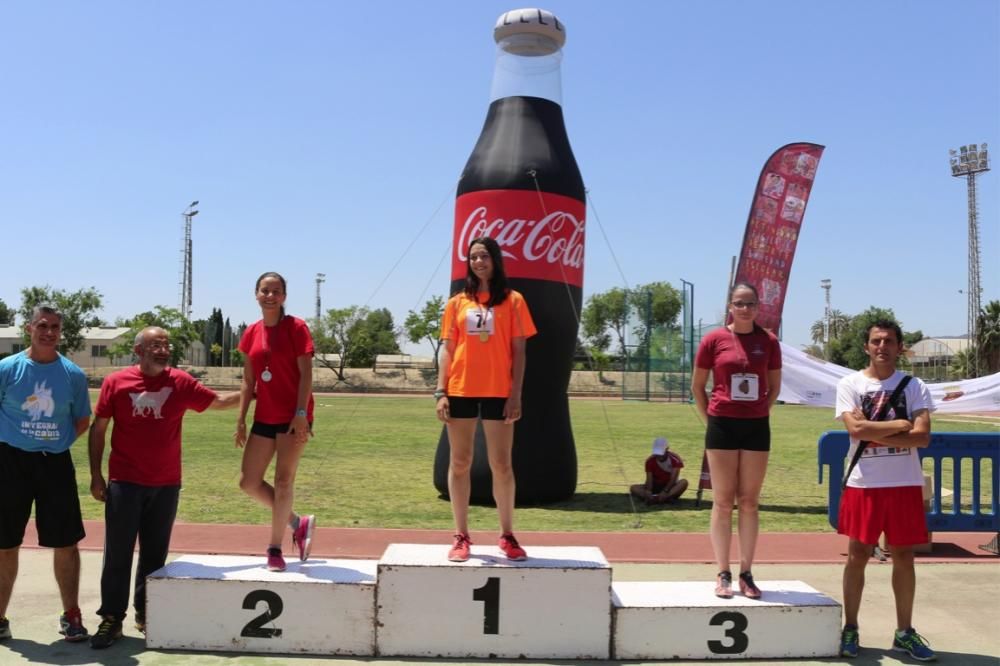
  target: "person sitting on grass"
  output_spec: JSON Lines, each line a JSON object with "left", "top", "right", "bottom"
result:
{"left": 630, "top": 438, "right": 688, "bottom": 505}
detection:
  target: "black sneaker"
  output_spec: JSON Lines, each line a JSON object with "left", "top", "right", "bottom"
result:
{"left": 0, "top": 616, "right": 10, "bottom": 640}
{"left": 89, "top": 615, "right": 123, "bottom": 649}
{"left": 134, "top": 610, "right": 146, "bottom": 634}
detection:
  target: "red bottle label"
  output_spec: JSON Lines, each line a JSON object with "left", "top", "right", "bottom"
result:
{"left": 452, "top": 190, "right": 586, "bottom": 287}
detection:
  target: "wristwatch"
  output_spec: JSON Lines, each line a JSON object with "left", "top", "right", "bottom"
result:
{"left": 295, "top": 408, "right": 307, "bottom": 417}
{"left": 433, "top": 389, "right": 447, "bottom": 401}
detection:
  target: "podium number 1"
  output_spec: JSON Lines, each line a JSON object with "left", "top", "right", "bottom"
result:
{"left": 241, "top": 590, "right": 284, "bottom": 638}
{"left": 472, "top": 577, "right": 500, "bottom": 634}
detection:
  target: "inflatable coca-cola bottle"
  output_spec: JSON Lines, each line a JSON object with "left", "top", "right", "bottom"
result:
{"left": 433, "top": 8, "right": 585, "bottom": 504}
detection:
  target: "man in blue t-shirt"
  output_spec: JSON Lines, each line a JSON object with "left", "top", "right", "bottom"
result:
{"left": 0, "top": 304, "right": 93, "bottom": 643}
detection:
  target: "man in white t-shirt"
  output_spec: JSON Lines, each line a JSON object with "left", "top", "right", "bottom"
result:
{"left": 834, "top": 319, "right": 935, "bottom": 661}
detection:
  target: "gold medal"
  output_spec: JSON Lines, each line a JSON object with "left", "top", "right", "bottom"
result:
{"left": 479, "top": 331, "right": 489, "bottom": 343}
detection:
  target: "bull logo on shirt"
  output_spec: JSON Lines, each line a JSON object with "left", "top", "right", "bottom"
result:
{"left": 130, "top": 387, "right": 173, "bottom": 419}
{"left": 21, "top": 381, "right": 55, "bottom": 421}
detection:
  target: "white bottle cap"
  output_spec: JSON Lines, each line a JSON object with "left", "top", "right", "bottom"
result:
{"left": 494, "top": 8, "right": 566, "bottom": 55}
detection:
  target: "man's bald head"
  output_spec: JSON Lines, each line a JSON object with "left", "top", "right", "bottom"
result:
{"left": 134, "top": 326, "right": 169, "bottom": 349}
{"left": 134, "top": 326, "right": 171, "bottom": 376}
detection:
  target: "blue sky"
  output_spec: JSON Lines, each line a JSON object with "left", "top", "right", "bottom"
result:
{"left": 1, "top": 0, "right": 997, "bottom": 353}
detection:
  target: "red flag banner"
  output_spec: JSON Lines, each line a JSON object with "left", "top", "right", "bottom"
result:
{"left": 734, "top": 142, "right": 825, "bottom": 333}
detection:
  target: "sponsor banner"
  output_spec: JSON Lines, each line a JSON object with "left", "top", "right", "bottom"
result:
{"left": 778, "top": 342, "right": 1000, "bottom": 414}
{"left": 453, "top": 190, "right": 585, "bottom": 287}
{"left": 734, "top": 143, "right": 825, "bottom": 332}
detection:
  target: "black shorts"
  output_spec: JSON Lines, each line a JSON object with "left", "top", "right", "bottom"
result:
{"left": 0, "top": 442, "right": 85, "bottom": 549}
{"left": 250, "top": 421, "right": 313, "bottom": 439}
{"left": 705, "top": 415, "right": 771, "bottom": 452}
{"left": 448, "top": 397, "right": 507, "bottom": 420}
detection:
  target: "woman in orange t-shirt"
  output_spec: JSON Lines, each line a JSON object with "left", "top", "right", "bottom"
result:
{"left": 435, "top": 237, "right": 537, "bottom": 563}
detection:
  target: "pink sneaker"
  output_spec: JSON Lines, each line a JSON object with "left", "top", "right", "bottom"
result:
{"left": 292, "top": 514, "right": 316, "bottom": 562}
{"left": 266, "top": 547, "right": 286, "bottom": 572}
{"left": 448, "top": 533, "right": 472, "bottom": 562}
{"left": 499, "top": 533, "right": 527, "bottom": 561}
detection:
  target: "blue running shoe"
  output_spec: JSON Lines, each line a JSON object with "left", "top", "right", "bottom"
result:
{"left": 892, "top": 628, "right": 936, "bottom": 661}
{"left": 840, "top": 624, "right": 859, "bottom": 658}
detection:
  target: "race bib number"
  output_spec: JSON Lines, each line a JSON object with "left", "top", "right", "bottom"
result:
{"left": 731, "top": 373, "right": 760, "bottom": 401}
{"left": 466, "top": 308, "right": 495, "bottom": 338}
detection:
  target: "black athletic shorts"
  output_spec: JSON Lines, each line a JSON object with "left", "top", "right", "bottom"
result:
{"left": 0, "top": 442, "right": 85, "bottom": 549}
{"left": 251, "top": 420, "right": 313, "bottom": 439}
{"left": 705, "top": 415, "right": 771, "bottom": 452}
{"left": 447, "top": 397, "right": 507, "bottom": 421}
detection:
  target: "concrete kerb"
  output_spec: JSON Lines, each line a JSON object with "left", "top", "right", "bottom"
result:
{"left": 2, "top": 550, "right": 998, "bottom": 666}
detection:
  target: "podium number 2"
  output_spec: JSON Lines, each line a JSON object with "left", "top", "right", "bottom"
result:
{"left": 472, "top": 577, "right": 500, "bottom": 634}
{"left": 708, "top": 611, "right": 748, "bottom": 654}
{"left": 241, "top": 590, "right": 284, "bottom": 638}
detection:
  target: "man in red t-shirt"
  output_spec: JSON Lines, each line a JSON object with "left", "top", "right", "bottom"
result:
{"left": 87, "top": 327, "right": 239, "bottom": 649}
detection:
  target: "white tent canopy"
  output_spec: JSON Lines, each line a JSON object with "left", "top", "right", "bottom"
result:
{"left": 778, "top": 342, "right": 1000, "bottom": 415}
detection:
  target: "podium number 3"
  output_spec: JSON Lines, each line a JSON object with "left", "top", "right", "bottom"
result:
{"left": 472, "top": 577, "right": 500, "bottom": 634}
{"left": 708, "top": 611, "right": 748, "bottom": 654}
{"left": 241, "top": 590, "right": 284, "bottom": 638}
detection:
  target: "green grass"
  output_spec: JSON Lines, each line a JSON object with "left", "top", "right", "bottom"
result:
{"left": 72, "top": 393, "right": 997, "bottom": 532}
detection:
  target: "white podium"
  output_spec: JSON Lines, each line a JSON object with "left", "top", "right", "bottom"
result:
{"left": 612, "top": 580, "right": 841, "bottom": 660}
{"left": 146, "top": 555, "right": 377, "bottom": 655}
{"left": 145, "top": 548, "right": 843, "bottom": 660}
{"left": 376, "top": 544, "right": 612, "bottom": 659}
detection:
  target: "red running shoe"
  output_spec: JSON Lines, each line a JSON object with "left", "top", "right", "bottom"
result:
{"left": 292, "top": 514, "right": 316, "bottom": 562}
{"left": 266, "top": 547, "right": 286, "bottom": 572}
{"left": 739, "top": 571, "right": 762, "bottom": 599}
{"left": 448, "top": 533, "right": 472, "bottom": 562}
{"left": 715, "top": 571, "right": 734, "bottom": 599}
{"left": 499, "top": 533, "right": 527, "bottom": 561}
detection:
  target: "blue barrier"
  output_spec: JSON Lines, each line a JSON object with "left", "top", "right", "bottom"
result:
{"left": 817, "top": 431, "right": 999, "bottom": 532}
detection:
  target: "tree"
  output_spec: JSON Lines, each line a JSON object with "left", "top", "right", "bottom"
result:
{"left": 349, "top": 308, "right": 401, "bottom": 367}
{"left": 628, "top": 282, "right": 682, "bottom": 360}
{"left": 581, "top": 287, "right": 630, "bottom": 355}
{"left": 19, "top": 285, "right": 103, "bottom": 353}
{"left": 314, "top": 306, "right": 368, "bottom": 380}
{"left": 205, "top": 308, "right": 224, "bottom": 366}
{"left": 314, "top": 306, "right": 402, "bottom": 379}
{"left": 977, "top": 300, "right": 1000, "bottom": 375}
{"left": 809, "top": 309, "right": 852, "bottom": 346}
{"left": 403, "top": 295, "right": 445, "bottom": 372}
{"left": 903, "top": 330, "right": 923, "bottom": 349}
{"left": 950, "top": 348, "right": 973, "bottom": 379}
{"left": 581, "top": 282, "right": 681, "bottom": 364}
{"left": 0, "top": 299, "right": 16, "bottom": 325}
{"left": 113, "top": 306, "right": 198, "bottom": 367}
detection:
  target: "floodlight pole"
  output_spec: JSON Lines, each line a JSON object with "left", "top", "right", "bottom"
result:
{"left": 950, "top": 144, "right": 990, "bottom": 377}
{"left": 179, "top": 201, "right": 199, "bottom": 321}
{"left": 680, "top": 278, "right": 694, "bottom": 402}
{"left": 315, "top": 273, "right": 326, "bottom": 325}
{"left": 820, "top": 279, "right": 832, "bottom": 359}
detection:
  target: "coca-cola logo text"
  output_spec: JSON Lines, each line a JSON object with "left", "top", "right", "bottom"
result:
{"left": 452, "top": 190, "right": 586, "bottom": 287}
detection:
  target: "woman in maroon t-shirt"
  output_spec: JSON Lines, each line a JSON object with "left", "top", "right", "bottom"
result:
{"left": 691, "top": 282, "right": 782, "bottom": 600}
{"left": 234, "top": 272, "right": 317, "bottom": 572}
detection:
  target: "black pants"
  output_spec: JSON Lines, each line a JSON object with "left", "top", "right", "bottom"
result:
{"left": 97, "top": 481, "right": 179, "bottom": 620}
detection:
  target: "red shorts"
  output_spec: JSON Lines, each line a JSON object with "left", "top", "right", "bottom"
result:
{"left": 838, "top": 486, "right": 928, "bottom": 547}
